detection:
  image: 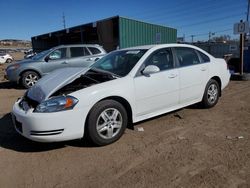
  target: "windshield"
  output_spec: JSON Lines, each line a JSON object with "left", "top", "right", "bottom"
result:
{"left": 32, "top": 49, "right": 52, "bottom": 60}
{"left": 92, "top": 49, "right": 147, "bottom": 77}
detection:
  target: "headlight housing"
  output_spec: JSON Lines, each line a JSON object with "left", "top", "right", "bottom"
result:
{"left": 34, "top": 95, "right": 78, "bottom": 113}
{"left": 7, "top": 64, "right": 20, "bottom": 70}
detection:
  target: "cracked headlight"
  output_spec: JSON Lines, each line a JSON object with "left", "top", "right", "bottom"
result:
{"left": 35, "top": 96, "right": 78, "bottom": 113}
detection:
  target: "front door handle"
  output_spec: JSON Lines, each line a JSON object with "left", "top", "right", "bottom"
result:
{"left": 61, "top": 61, "right": 68, "bottom": 64}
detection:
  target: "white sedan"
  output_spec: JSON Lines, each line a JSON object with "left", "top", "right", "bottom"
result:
{"left": 12, "top": 44, "right": 230, "bottom": 145}
{"left": 0, "top": 53, "right": 13, "bottom": 64}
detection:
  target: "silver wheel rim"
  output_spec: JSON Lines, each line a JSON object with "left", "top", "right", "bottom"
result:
{"left": 25, "top": 73, "right": 38, "bottom": 87}
{"left": 207, "top": 83, "right": 218, "bottom": 104}
{"left": 96, "top": 108, "right": 123, "bottom": 140}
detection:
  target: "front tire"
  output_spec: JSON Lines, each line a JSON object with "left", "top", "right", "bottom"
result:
{"left": 21, "top": 71, "right": 40, "bottom": 89}
{"left": 86, "top": 100, "right": 128, "bottom": 146}
{"left": 201, "top": 79, "right": 220, "bottom": 108}
{"left": 6, "top": 58, "right": 12, "bottom": 63}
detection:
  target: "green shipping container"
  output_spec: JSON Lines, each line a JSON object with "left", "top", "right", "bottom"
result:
{"left": 32, "top": 16, "right": 177, "bottom": 52}
{"left": 119, "top": 17, "right": 177, "bottom": 48}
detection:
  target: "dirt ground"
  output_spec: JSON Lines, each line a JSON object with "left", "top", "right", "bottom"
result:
{"left": 0, "top": 60, "right": 250, "bottom": 188}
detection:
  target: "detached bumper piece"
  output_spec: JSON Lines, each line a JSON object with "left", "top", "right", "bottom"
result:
{"left": 30, "top": 129, "right": 64, "bottom": 136}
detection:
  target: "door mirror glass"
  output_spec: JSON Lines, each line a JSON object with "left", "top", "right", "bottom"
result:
{"left": 142, "top": 65, "right": 160, "bottom": 76}
{"left": 44, "top": 56, "right": 49, "bottom": 62}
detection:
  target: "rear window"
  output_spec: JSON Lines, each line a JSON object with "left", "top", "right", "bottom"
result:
{"left": 88, "top": 47, "right": 102, "bottom": 55}
{"left": 197, "top": 50, "right": 210, "bottom": 63}
{"left": 70, "top": 47, "right": 90, "bottom": 58}
{"left": 175, "top": 47, "right": 200, "bottom": 67}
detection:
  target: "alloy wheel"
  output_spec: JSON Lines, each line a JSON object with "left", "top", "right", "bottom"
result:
{"left": 25, "top": 73, "right": 38, "bottom": 87}
{"left": 96, "top": 108, "right": 123, "bottom": 140}
{"left": 207, "top": 83, "right": 218, "bottom": 104}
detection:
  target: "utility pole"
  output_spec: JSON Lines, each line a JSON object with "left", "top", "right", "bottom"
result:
{"left": 62, "top": 12, "right": 66, "bottom": 29}
{"left": 208, "top": 32, "right": 215, "bottom": 42}
{"left": 191, "top": 35, "right": 194, "bottom": 43}
{"left": 247, "top": 0, "right": 250, "bottom": 21}
{"left": 240, "top": 20, "right": 244, "bottom": 75}
{"left": 245, "top": 0, "right": 250, "bottom": 41}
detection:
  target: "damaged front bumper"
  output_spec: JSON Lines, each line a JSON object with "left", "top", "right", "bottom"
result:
{"left": 12, "top": 99, "right": 88, "bottom": 142}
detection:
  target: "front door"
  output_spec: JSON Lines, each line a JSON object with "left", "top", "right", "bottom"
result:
{"left": 42, "top": 48, "right": 68, "bottom": 75}
{"left": 134, "top": 48, "right": 179, "bottom": 118}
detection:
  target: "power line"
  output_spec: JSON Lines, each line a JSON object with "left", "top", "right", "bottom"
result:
{"left": 186, "top": 28, "right": 232, "bottom": 38}
{"left": 140, "top": 0, "right": 244, "bottom": 24}
{"left": 177, "top": 13, "right": 244, "bottom": 28}
{"left": 140, "top": 0, "right": 235, "bottom": 19}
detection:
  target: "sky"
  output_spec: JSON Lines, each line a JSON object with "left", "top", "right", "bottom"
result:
{"left": 0, "top": 0, "right": 247, "bottom": 42}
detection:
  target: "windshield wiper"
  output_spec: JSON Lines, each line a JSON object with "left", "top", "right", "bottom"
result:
{"left": 91, "top": 68, "right": 121, "bottom": 78}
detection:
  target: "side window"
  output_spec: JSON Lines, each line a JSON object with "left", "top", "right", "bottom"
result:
{"left": 48, "top": 48, "right": 66, "bottom": 60}
{"left": 83, "top": 47, "right": 90, "bottom": 56}
{"left": 197, "top": 50, "right": 210, "bottom": 63}
{"left": 70, "top": 47, "right": 90, "bottom": 58}
{"left": 88, "top": 47, "right": 101, "bottom": 55}
{"left": 144, "top": 48, "right": 174, "bottom": 71}
{"left": 175, "top": 47, "right": 200, "bottom": 67}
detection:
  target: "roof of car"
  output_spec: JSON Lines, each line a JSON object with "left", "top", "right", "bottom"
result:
{"left": 122, "top": 43, "right": 202, "bottom": 50}
{"left": 120, "top": 43, "right": 211, "bottom": 51}
{"left": 120, "top": 43, "right": 213, "bottom": 58}
{"left": 56, "top": 44, "right": 102, "bottom": 48}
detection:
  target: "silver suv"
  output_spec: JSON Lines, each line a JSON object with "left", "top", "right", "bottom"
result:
{"left": 5, "top": 44, "right": 106, "bottom": 88}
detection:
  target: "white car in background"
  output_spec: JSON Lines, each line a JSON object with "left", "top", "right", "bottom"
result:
{"left": 0, "top": 53, "right": 13, "bottom": 64}
{"left": 12, "top": 44, "right": 230, "bottom": 146}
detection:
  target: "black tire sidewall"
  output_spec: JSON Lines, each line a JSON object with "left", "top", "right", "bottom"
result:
{"left": 21, "top": 71, "right": 40, "bottom": 89}
{"left": 202, "top": 79, "right": 220, "bottom": 108}
{"left": 86, "top": 100, "right": 128, "bottom": 146}
{"left": 6, "top": 58, "right": 12, "bottom": 63}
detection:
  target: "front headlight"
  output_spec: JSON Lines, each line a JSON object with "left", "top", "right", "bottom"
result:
{"left": 7, "top": 64, "right": 20, "bottom": 70}
{"left": 34, "top": 96, "right": 78, "bottom": 113}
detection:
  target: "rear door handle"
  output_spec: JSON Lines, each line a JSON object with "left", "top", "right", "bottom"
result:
{"left": 86, "top": 58, "right": 94, "bottom": 61}
{"left": 201, "top": 67, "right": 207, "bottom": 71}
{"left": 168, "top": 74, "right": 177, "bottom": 78}
{"left": 61, "top": 61, "right": 68, "bottom": 64}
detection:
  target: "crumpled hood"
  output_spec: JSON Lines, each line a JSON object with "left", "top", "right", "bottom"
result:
{"left": 27, "top": 67, "right": 90, "bottom": 103}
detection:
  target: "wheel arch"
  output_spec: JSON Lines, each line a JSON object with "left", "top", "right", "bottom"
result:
{"left": 6, "top": 58, "right": 12, "bottom": 63}
{"left": 19, "top": 69, "right": 42, "bottom": 82}
{"left": 86, "top": 96, "right": 133, "bottom": 129}
{"left": 210, "top": 76, "right": 222, "bottom": 96}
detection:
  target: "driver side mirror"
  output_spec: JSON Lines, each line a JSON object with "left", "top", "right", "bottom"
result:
{"left": 142, "top": 65, "right": 160, "bottom": 77}
{"left": 44, "top": 56, "right": 50, "bottom": 62}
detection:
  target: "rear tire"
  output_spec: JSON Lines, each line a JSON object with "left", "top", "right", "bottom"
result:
{"left": 201, "top": 79, "right": 220, "bottom": 108}
{"left": 86, "top": 100, "right": 128, "bottom": 146}
{"left": 21, "top": 71, "right": 40, "bottom": 89}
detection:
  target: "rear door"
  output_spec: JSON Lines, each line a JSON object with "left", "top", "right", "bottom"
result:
{"left": 68, "top": 47, "right": 94, "bottom": 67}
{"left": 174, "top": 47, "right": 209, "bottom": 104}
